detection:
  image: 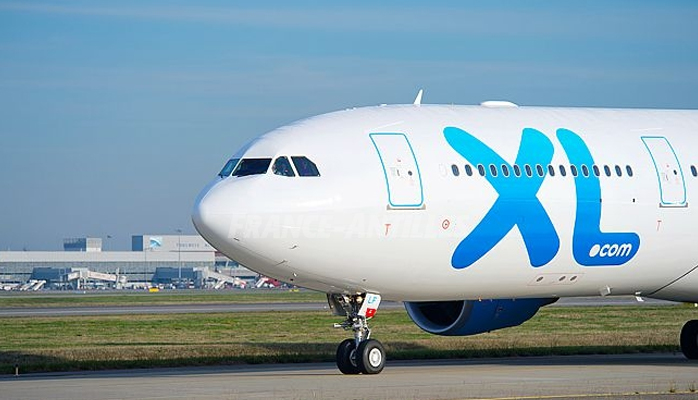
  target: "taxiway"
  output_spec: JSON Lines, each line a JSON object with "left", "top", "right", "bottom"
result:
{"left": 0, "top": 297, "right": 678, "bottom": 317}
{"left": 1, "top": 353, "right": 696, "bottom": 400}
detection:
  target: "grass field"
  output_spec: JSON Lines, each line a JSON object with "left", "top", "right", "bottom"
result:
{"left": 1, "top": 304, "right": 696, "bottom": 374}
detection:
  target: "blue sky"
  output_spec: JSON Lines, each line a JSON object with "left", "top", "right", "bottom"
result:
{"left": 1, "top": 1, "right": 697, "bottom": 250}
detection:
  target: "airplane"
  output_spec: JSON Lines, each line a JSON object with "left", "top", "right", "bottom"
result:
{"left": 192, "top": 91, "right": 698, "bottom": 375}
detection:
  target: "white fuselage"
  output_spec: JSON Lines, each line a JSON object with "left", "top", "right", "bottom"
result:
{"left": 193, "top": 104, "right": 698, "bottom": 302}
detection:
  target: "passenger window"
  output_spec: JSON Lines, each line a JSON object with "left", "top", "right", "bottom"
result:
{"left": 451, "top": 164, "right": 460, "bottom": 176}
{"left": 232, "top": 158, "right": 272, "bottom": 177}
{"left": 513, "top": 164, "right": 521, "bottom": 177}
{"left": 524, "top": 164, "right": 532, "bottom": 177}
{"left": 570, "top": 165, "right": 578, "bottom": 177}
{"left": 272, "top": 156, "right": 296, "bottom": 177}
{"left": 692, "top": 165, "right": 697, "bottom": 177}
{"left": 536, "top": 164, "right": 544, "bottom": 177}
{"left": 547, "top": 165, "right": 555, "bottom": 177}
{"left": 592, "top": 165, "right": 600, "bottom": 177}
{"left": 292, "top": 156, "right": 321, "bottom": 177}
{"left": 465, "top": 164, "right": 473, "bottom": 176}
{"left": 218, "top": 158, "right": 240, "bottom": 178}
{"left": 502, "top": 164, "right": 510, "bottom": 177}
{"left": 626, "top": 165, "right": 633, "bottom": 177}
{"left": 581, "top": 165, "right": 589, "bottom": 177}
{"left": 477, "top": 164, "right": 486, "bottom": 176}
{"left": 615, "top": 165, "right": 622, "bottom": 176}
{"left": 559, "top": 165, "right": 567, "bottom": 177}
{"left": 489, "top": 164, "right": 497, "bottom": 177}
{"left": 604, "top": 165, "right": 611, "bottom": 177}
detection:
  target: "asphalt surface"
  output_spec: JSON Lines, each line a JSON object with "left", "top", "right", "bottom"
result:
{"left": 0, "top": 297, "right": 679, "bottom": 317}
{"left": 1, "top": 354, "right": 697, "bottom": 400}
{"left": 0, "top": 301, "right": 402, "bottom": 317}
{"left": 554, "top": 296, "right": 678, "bottom": 307}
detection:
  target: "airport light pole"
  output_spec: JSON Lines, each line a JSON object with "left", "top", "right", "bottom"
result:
{"left": 175, "top": 229, "right": 182, "bottom": 283}
{"left": 144, "top": 244, "right": 148, "bottom": 288}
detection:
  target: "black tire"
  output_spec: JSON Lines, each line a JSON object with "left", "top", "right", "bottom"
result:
{"left": 357, "top": 339, "right": 386, "bottom": 375}
{"left": 680, "top": 320, "right": 698, "bottom": 360}
{"left": 336, "top": 339, "right": 360, "bottom": 374}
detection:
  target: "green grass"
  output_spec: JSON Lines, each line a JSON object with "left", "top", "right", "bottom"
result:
{"left": 1, "top": 305, "right": 696, "bottom": 374}
{"left": 0, "top": 290, "right": 326, "bottom": 308}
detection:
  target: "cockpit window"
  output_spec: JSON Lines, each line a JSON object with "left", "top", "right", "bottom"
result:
{"left": 218, "top": 158, "right": 240, "bottom": 178}
{"left": 291, "top": 156, "right": 320, "bottom": 177}
{"left": 231, "top": 158, "right": 272, "bottom": 177}
{"left": 272, "top": 156, "right": 295, "bottom": 177}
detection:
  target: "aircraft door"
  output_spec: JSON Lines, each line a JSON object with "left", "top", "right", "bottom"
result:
{"left": 370, "top": 133, "right": 424, "bottom": 209}
{"left": 641, "top": 136, "right": 687, "bottom": 207}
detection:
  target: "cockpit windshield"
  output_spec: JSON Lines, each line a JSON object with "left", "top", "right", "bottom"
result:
{"left": 231, "top": 158, "right": 272, "bottom": 177}
{"left": 272, "top": 156, "right": 295, "bottom": 177}
{"left": 219, "top": 155, "right": 319, "bottom": 178}
{"left": 292, "top": 156, "right": 321, "bottom": 177}
{"left": 218, "top": 158, "right": 240, "bottom": 178}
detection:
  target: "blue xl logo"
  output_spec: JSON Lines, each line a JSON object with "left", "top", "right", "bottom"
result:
{"left": 444, "top": 127, "right": 640, "bottom": 269}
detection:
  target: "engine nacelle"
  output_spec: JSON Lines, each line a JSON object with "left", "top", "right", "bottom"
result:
{"left": 404, "top": 298, "right": 557, "bottom": 336}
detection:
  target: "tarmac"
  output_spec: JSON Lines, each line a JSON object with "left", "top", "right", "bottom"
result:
{"left": 1, "top": 353, "right": 697, "bottom": 400}
{"left": 0, "top": 296, "right": 678, "bottom": 317}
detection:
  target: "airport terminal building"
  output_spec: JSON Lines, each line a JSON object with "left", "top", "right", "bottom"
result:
{"left": 0, "top": 235, "right": 255, "bottom": 289}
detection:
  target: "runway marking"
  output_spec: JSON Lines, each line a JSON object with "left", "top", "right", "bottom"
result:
{"left": 471, "top": 390, "right": 697, "bottom": 400}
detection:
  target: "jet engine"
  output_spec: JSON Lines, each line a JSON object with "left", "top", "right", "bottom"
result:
{"left": 404, "top": 298, "right": 557, "bottom": 336}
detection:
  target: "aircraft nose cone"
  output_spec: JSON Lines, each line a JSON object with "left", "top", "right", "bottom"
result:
{"left": 192, "top": 181, "right": 232, "bottom": 250}
{"left": 191, "top": 195, "right": 209, "bottom": 239}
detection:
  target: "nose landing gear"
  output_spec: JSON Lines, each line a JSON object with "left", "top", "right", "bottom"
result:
{"left": 328, "top": 293, "right": 386, "bottom": 375}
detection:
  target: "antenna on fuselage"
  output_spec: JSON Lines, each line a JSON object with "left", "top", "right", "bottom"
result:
{"left": 413, "top": 89, "right": 424, "bottom": 105}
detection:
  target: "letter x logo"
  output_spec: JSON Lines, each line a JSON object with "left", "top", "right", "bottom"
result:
{"left": 444, "top": 127, "right": 560, "bottom": 268}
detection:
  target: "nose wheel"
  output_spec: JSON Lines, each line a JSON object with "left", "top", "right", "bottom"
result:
{"left": 329, "top": 293, "right": 386, "bottom": 375}
{"left": 357, "top": 338, "right": 386, "bottom": 374}
{"left": 336, "top": 337, "right": 386, "bottom": 375}
{"left": 336, "top": 338, "right": 360, "bottom": 374}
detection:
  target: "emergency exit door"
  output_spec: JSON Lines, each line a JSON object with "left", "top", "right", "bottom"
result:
{"left": 369, "top": 133, "right": 424, "bottom": 209}
{"left": 642, "top": 136, "right": 687, "bottom": 207}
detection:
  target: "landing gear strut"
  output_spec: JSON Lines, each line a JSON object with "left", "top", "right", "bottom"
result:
{"left": 680, "top": 320, "right": 698, "bottom": 359}
{"left": 328, "top": 293, "right": 386, "bottom": 375}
